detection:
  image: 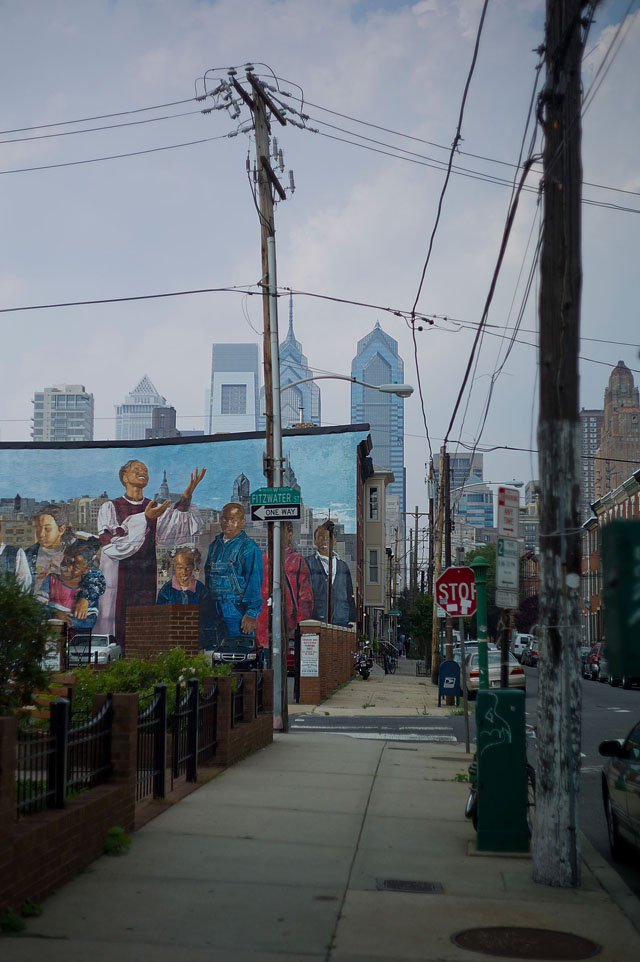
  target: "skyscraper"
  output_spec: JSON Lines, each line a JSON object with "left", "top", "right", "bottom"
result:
{"left": 259, "top": 295, "right": 320, "bottom": 429}
{"left": 580, "top": 407, "right": 603, "bottom": 519}
{"left": 594, "top": 360, "right": 640, "bottom": 500}
{"left": 205, "top": 344, "right": 260, "bottom": 434}
{"left": 115, "top": 375, "right": 171, "bottom": 441}
{"left": 350, "top": 323, "right": 406, "bottom": 528}
{"left": 31, "top": 384, "right": 94, "bottom": 442}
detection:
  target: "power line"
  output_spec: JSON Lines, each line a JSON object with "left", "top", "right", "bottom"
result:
{"left": 0, "top": 95, "right": 205, "bottom": 136}
{"left": 0, "top": 108, "right": 205, "bottom": 146}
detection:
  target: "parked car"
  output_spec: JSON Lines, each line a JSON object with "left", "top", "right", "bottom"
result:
{"left": 211, "top": 635, "right": 265, "bottom": 670}
{"left": 584, "top": 642, "right": 606, "bottom": 681}
{"left": 579, "top": 645, "right": 591, "bottom": 673}
{"left": 511, "top": 634, "right": 532, "bottom": 662}
{"left": 599, "top": 719, "right": 640, "bottom": 860}
{"left": 521, "top": 637, "right": 539, "bottom": 667}
{"left": 464, "top": 650, "right": 526, "bottom": 699}
{"left": 67, "top": 633, "right": 121, "bottom": 666}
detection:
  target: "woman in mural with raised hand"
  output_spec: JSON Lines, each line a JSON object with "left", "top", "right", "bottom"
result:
{"left": 93, "top": 461, "right": 205, "bottom": 648}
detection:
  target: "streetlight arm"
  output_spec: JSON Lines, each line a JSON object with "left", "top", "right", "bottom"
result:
{"left": 281, "top": 374, "right": 414, "bottom": 398}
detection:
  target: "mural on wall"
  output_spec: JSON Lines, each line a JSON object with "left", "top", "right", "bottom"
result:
{"left": 0, "top": 428, "right": 367, "bottom": 650}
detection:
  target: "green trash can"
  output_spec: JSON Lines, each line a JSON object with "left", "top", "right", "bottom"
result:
{"left": 476, "top": 688, "right": 529, "bottom": 852}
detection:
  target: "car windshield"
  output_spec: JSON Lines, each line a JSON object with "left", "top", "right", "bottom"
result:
{"left": 219, "top": 638, "right": 254, "bottom": 651}
{"left": 90, "top": 637, "right": 111, "bottom": 649}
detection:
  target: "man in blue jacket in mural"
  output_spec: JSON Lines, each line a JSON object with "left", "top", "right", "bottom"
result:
{"left": 204, "top": 502, "right": 263, "bottom": 639}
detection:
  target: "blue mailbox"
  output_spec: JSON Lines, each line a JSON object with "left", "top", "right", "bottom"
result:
{"left": 437, "top": 659, "right": 461, "bottom": 706}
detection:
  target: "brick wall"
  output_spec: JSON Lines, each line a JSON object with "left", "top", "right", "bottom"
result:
{"left": 125, "top": 605, "right": 200, "bottom": 659}
{"left": 1, "top": 671, "right": 274, "bottom": 915}
{"left": 298, "top": 621, "right": 356, "bottom": 704}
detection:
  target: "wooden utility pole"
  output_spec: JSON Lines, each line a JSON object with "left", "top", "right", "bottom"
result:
{"left": 430, "top": 445, "right": 446, "bottom": 683}
{"left": 533, "top": 0, "right": 584, "bottom": 887}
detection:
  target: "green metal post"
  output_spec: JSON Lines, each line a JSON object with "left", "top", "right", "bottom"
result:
{"left": 469, "top": 555, "right": 489, "bottom": 690}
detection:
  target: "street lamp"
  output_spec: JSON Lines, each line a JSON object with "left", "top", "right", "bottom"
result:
{"left": 282, "top": 374, "right": 414, "bottom": 398}
{"left": 269, "top": 371, "right": 414, "bottom": 728}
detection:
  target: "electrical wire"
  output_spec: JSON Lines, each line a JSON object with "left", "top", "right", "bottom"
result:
{"left": 0, "top": 95, "right": 205, "bottom": 136}
{"left": 0, "top": 108, "right": 206, "bottom": 146}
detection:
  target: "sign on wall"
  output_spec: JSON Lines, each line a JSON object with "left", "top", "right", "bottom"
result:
{"left": 300, "top": 632, "right": 320, "bottom": 677}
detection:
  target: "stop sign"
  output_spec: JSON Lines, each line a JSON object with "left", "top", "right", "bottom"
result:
{"left": 435, "top": 566, "right": 477, "bottom": 617}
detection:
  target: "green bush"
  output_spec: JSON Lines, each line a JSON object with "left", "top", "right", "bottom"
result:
{"left": 71, "top": 648, "right": 233, "bottom": 715}
{"left": 0, "top": 574, "right": 57, "bottom": 715}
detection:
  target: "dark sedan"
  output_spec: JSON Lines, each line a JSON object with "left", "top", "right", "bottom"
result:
{"left": 599, "top": 719, "right": 640, "bottom": 860}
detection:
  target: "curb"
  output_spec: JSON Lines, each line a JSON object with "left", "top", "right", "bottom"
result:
{"left": 579, "top": 831, "right": 640, "bottom": 936}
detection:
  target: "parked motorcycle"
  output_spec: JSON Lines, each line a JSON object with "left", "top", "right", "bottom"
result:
{"left": 354, "top": 646, "right": 374, "bottom": 680}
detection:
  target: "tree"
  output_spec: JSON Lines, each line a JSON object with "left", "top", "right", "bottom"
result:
{"left": 0, "top": 574, "right": 55, "bottom": 715}
{"left": 407, "top": 592, "right": 433, "bottom": 660}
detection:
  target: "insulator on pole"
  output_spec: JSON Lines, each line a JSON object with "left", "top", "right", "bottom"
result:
{"left": 288, "top": 170, "right": 295, "bottom": 194}
{"left": 278, "top": 148, "right": 285, "bottom": 172}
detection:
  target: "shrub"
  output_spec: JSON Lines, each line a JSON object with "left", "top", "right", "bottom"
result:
{"left": 0, "top": 574, "right": 57, "bottom": 715}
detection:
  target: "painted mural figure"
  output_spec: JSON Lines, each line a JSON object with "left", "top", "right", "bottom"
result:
{"left": 94, "top": 461, "right": 205, "bottom": 645}
{"left": 204, "top": 502, "right": 263, "bottom": 638}
{"left": 0, "top": 522, "right": 31, "bottom": 590}
{"left": 25, "top": 502, "right": 104, "bottom": 618}
{"left": 256, "top": 520, "right": 313, "bottom": 652}
{"left": 157, "top": 544, "right": 220, "bottom": 650}
{"left": 37, "top": 539, "right": 103, "bottom": 633}
{"left": 307, "top": 522, "right": 356, "bottom": 627}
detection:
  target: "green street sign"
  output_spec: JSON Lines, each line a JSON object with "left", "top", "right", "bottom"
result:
{"left": 602, "top": 520, "right": 640, "bottom": 677}
{"left": 250, "top": 486, "right": 301, "bottom": 506}
{"left": 388, "top": 609, "right": 401, "bottom": 616}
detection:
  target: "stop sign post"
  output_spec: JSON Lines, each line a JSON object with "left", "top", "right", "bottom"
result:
{"left": 435, "top": 566, "right": 477, "bottom": 618}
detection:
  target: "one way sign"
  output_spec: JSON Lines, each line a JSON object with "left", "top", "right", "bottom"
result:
{"left": 250, "top": 503, "right": 301, "bottom": 522}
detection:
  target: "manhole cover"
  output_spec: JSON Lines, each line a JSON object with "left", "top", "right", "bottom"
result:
{"left": 452, "top": 927, "right": 600, "bottom": 960}
{"left": 376, "top": 878, "right": 443, "bottom": 894}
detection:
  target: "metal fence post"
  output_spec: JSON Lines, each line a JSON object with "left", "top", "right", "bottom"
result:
{"left": 186, "top": 678, "right": 199, "bottom": 783}
{"left": 49, "top": 698, "right": 70, "bottom": 808}
{"left": 153, "top": 684, "right": 167, "bottom": 798}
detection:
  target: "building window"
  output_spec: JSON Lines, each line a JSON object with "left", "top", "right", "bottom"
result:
{"left": 369, "top": 486, "right": 379, "bottom": 521}
{"left": 221, "top": 384, "right": 247, "bottom": 415}
{"left": 368, "top": 549, "right": 379, "bottom": 584}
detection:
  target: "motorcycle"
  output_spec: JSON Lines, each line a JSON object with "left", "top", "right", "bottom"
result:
{"left": 354, "top": 646, "right": 374, "bottom": 680}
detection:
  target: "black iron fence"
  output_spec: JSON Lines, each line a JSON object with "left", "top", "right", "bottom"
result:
{"left": 16, "top": 695, "right": 113, "bottom": 818}
{"left": 170, "top": 679, "right": 198, "bottom": 787}
{"left": 198, "top": 680, "right": 218, "bottom": 766}
{"left": 136, "top": 684, "right": 167, "bottom": 802}
{"left": 231, "top": 675, "right": 244, "bottom": 727}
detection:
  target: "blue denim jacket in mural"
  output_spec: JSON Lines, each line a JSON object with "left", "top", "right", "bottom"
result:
{"left": 204, "top": 530, "right": 263, "bottom": 636}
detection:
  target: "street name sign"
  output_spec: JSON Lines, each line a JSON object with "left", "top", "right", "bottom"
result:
{"left": 497, "top": 486, "right": 520, "bottom": 538}
{"left": 435, "top": 566, "right": 477, "bottom": 617}
{"left": 496, "top": 536, "right": 519, "bottom": 590}
{"left": 250, "top": 486, "right": 301, "bottom": 505}
{"left": 250, "top": 486, "right": 302, "bottom": 522}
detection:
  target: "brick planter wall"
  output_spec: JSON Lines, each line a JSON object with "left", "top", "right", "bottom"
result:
{"left": 298, "top": 621, "right": 357, "bottom": 705}
{"left": 125, "top": 605, "right": 200, "bottom": 659}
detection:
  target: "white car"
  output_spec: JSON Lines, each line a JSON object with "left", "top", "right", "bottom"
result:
{"left": 464, "top": 650, "right": 526, "bottom": 698}
{"left": 68, "top": 634, "right": 122, "bottom": 666}
{"left": 511, "top": 634, "right": 533, "bottom": 662}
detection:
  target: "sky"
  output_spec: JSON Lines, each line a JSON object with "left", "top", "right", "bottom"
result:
{"left": 1, "top": 0, "right": 639, "bottom": 524}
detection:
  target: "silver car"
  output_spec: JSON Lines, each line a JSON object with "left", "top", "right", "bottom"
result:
{"left": 68, "top": 634, "right": 122, "bottom": 666}
{"left": 464, "top": 650, "right": 526, "bottom": 699}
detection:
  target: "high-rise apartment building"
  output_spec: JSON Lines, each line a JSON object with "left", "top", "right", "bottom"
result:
{"left": 205, "top": 344, "right": 260, "bottom": 434}
{"left": 580, "top": 408, "right": 603, "bottom": 518}
{"left": 31, "top": 384, "right": 94, "bottom": 442}
{"left": 433, "top": 453, "right": 493, "bottom": 527}
{"left": 258, "top": 296, "right": 320, "bottom": 429}
{"left": 115, "top": 375, "right": 171, "bottom": 441}
{"left": 350, "top": 323, "right": 406, "bottom": 524}
{"left": 593, "top": 360, "right": 640, "bottom": 500}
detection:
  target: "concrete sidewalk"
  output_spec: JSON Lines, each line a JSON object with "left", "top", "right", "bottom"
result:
{"left": 4, "top": 661, "right": 640, "bottom": 961}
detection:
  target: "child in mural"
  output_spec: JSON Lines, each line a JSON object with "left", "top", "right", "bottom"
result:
{"left": 157, "top": 544, "right": 220, "bottom": 650}
{"left": 0, "top": 521, "right": 31, "bottom": 589}
{"left": 204, "top": 502, "right": 263, "bottom": 638}
{"left": 37, "top": 539, "right": 103, "bottom": 632}
{"left": 307, "top": 522, "right": 356, "bottom": 627}
{"left": 25, "top": 502, "right": 104, "bottom": 617}
{"left": 93, "top": 461, "right": 205, "bottom": 648}
{"left": 255, "top": 520, "right": 313, "bottom": 656}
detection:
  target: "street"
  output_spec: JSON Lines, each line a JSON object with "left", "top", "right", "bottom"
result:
{"left": 290, "top": 659, "right": 640, "bottom": 900}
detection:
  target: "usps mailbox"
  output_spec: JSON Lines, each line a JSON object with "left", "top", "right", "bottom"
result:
{"left": 437, "top": 659, "right": 461, "bottom": 706}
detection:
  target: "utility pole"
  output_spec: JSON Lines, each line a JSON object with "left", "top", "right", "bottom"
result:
{"left": 427, "top": 459, "right": 435, "bottom": 595}
{"left": 413, "top": 506, "right": 419, "bottom": 594}
{"left": 231, "top": 68, "right": 288, "bottom": 731}
{"left": 533, "top": 0, "right": 584, "bottom": 887}
{"left": 431, "top": 445, "right": 446, "bottom": 683}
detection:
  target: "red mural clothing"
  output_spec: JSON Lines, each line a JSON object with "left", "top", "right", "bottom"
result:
{"left": 255, "top": 546, "right": 314, "bottom": 648}
{"left": 100, "top": 497, "right": 157, "bottom": 644}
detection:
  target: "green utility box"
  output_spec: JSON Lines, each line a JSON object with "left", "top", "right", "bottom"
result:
{"left": 601, "top": 520, "right": 640, "bottom": 678}
{"left": 476, "top": 688, "right": 528, "bottom": 852}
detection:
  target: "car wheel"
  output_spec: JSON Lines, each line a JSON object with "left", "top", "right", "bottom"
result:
{"left": 598, "top": 673, "right": 606, "bottom": 683}
{"left": 604, "top": 787, "right": 626, "bottom": 861}
{"left": 622, "top": 675, "right": 632, "bottom": 690}
{"left": 609, "top": 676, "right": 619, "bottom": 687}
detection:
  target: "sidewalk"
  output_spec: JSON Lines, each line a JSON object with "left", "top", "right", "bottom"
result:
{"left": 3, "top": 660, "right": 640, "bottom": 961}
